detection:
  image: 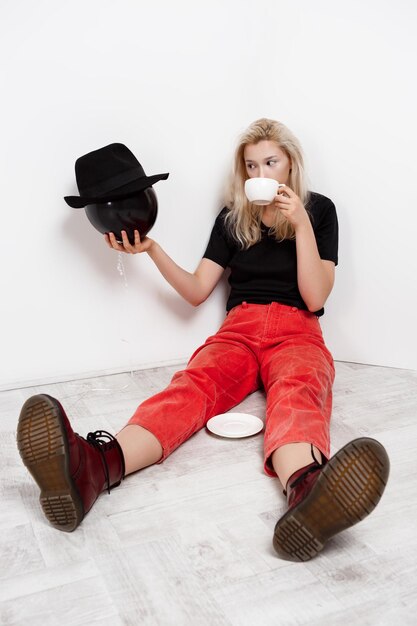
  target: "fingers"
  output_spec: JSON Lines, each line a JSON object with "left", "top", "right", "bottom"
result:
{"left": 134, "top": 229, "right": 141, "bottom": 246}
{"left": 275, "top": 193, "right": 290, "bottom": 205}
{"left": 129, "top": 230, "right": 143, "bottom": 252}
{"left": 279, "top": 184, "right": 294, "bottom": 197}
{"left": 106, "top": 232, "right": 126, "bottom": 251}
{"left": 275, "top": 184, "right": 296, "bottom": 206}
{"left": 121, "top": 230, "right": 136, "bottom": 253}
{"left": 105, "top": 230, "right": 144, "bottom": 253}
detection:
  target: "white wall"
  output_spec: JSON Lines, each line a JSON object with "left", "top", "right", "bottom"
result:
{"left": 1, "top": 0, "right": 416, "bottom": 390}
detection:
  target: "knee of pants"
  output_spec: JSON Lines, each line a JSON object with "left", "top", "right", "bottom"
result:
{"left": 170, "top": 368, "right": 220, "bottom": 408}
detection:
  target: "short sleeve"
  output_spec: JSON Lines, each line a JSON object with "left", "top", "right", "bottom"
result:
{"left": 203, "top": 208, "right": 235, "bottom": 268}
{"left": 313, "top": 199, "right": 339, "bottom": 266}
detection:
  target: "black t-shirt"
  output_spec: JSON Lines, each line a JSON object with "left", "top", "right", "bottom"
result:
{"left": 203, "top": 192, "right": 338, "bottom": 316}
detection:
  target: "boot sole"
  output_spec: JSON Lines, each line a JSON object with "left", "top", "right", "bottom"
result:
{"left": 17, "top": 394, "right": 84, "bottom": 532}
{"left": 273, "top": 437, "right": 390, "bottom": 561}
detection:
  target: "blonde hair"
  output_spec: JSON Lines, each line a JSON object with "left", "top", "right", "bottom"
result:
{"left": 224, "top": 118, "right": 310, "bottom": 248}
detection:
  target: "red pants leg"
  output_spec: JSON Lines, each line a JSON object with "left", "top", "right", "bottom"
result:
{"left": 260, "top": 311, "right": 335, "bottom": 476}
{"left": 128, "top": 319, "right": 260, "bottom": 461}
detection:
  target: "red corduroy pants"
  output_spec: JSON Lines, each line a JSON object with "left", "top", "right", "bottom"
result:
{"left": 128, "top": 302, "right": 335, "bottom": 476}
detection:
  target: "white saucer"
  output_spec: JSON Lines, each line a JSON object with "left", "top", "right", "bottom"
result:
{"left": 206, "top": 413, "right": 264, "bottom": 438}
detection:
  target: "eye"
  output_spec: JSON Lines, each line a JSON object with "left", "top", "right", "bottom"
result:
{"left": 247, "top": 163, "right": 255, "bottom": 169}
{"left": 267, "top": 160, "right": 277, "bottom": 166}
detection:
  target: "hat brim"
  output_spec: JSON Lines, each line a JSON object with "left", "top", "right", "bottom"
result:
{"left": 64, "top": 172, "right": 169, "bottom": 208}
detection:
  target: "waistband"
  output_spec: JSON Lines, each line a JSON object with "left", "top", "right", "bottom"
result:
{"left": 234, "top": 301, "right": 301, "bottom": 313}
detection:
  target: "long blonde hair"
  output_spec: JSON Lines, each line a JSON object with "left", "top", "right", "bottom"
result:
{"left": 224, "top": 118, "right": 310, "bottom": 248}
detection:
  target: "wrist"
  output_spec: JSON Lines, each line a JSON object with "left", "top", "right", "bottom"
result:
{"left": 294, "top": 215, "right": 312, "bottom": 234}
{"left": 146, "top": 238, "right": 157, "bottom": 254}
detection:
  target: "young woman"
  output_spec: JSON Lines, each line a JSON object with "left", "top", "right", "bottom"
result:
{"left": 17, "top": 118, "right": 389, "bottom": 562}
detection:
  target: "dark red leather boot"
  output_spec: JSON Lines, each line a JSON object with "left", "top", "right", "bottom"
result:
{"left": 17, "top": 394, "right": 125, "bottom": 532}
{"left": 273, "top": 438, "right": 390, "bottom": 561}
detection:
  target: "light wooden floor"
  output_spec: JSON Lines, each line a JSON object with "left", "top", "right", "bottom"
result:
{"left": 1, "top": 360, "right": 417, "bottom": 625}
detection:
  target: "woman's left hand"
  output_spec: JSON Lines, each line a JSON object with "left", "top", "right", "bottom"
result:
{"left": 274, "top": 186, "right": 309, "bottom": 230}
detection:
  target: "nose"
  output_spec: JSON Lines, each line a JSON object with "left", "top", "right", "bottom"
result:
{"left": 258, "top": 166, "right": 266, "bottom": 178}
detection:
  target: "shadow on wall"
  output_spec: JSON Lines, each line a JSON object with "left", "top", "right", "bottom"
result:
{"left": 62, "top": 208, "right": 128, "bottom": 282}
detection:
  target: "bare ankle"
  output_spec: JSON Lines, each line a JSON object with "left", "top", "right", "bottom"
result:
{"left": 271, "top": 442, "right": 323, "bottom": 490}
{"left": 116, "top": 424, "right": 163, "bottom": 475}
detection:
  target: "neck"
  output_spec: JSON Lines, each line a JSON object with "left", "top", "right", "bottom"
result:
{"left": 261, "top": 204, "right": 277, "bottom": 226}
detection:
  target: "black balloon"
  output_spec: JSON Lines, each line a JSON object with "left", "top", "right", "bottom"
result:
{"left": 85, "top": 187, "right": 158, "bottom": 244}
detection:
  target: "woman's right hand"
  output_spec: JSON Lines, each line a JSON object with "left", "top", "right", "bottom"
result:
{"left": 104, "top": 230, "right": 154, "bottom": 254}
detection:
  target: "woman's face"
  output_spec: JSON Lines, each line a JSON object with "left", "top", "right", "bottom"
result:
{"left": 243, "top": 140, "right": 291, "bottom": 184}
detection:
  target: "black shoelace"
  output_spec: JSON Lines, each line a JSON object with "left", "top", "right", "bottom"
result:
{"left": 87, "top": 430, "right": 119, "bottom": 494}
{"left": 287, "top": 462, "right": 322, "bottom": 492}
{"left": 283, "top": 444, "right": 326, "bottom": 496}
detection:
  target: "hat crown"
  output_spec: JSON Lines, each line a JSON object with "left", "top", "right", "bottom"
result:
{"left": 75, "top": 143, "right": 146, "bottom": 196}
{"left": 64, "top": 142, "right": 169, "bottom": 208}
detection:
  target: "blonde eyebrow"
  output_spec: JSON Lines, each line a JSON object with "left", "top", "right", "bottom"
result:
{"left": 245, "top": 155, "right": 279, "bottom": 163}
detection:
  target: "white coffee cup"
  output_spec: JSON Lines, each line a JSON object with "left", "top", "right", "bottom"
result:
{"left": 244, "top": 177, "right": 286, "bottom": 205}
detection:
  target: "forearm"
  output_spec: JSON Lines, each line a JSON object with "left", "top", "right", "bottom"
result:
{"left": 146, "top": 240, "right": 204, "bottom": 306}
{"left": 295, "top": 221, "right": 333, "bottom": 311}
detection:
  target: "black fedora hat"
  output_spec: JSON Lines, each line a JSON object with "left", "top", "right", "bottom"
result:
{"left": 64, "top": 143, "right": 169, "bottom": 208}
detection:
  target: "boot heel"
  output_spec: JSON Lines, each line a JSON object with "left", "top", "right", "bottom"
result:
{"left": 273, "top": 515, "right": 324, "bottom": 561}
{"left": 40, "top": 493, "right": 79, "bottom": 531}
